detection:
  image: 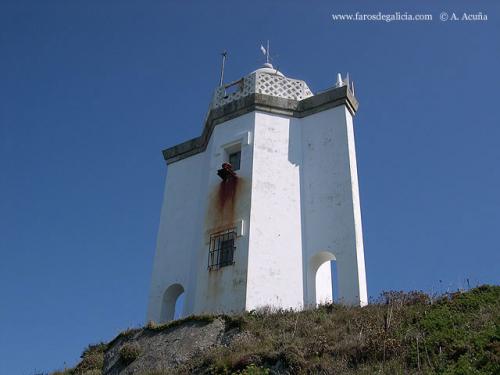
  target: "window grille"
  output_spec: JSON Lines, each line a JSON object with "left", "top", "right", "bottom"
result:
{"left": 208, "top": 228, "right": 236, "bottom": 270}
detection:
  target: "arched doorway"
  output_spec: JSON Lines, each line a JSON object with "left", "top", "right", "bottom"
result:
{"left": 160, "top": 283, "right": 184, "bottom": 323}
{"left": 308, "top": 251, "right": 337, "bottom": 307}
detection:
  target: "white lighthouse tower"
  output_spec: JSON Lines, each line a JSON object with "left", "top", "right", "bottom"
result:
{"left": 147, "top": 62, "right": 368, "bottom": 323}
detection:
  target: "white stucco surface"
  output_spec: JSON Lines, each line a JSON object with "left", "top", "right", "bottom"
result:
{"left": 148, "top": 78, "right": 367, "bottom": 322}
{"left": 300, "top": 106, "right": 368, "bottom": 307}
{"left": 245, "top": 112, "right": 304, "bottom": 310}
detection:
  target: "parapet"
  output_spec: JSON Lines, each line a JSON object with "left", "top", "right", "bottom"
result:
{"left": 163, "top": 67, "right": 358, "bottom": 164}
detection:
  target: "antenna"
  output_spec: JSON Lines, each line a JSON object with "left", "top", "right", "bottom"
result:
{"left": 266, "top": 40, "right": 270, "bottom": 64}
{"left": 219, "top": 51, "right": 227, "bottom": 87}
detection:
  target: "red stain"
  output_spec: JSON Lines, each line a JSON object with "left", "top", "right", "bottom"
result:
{"left": 217, "top": 175, "right": 239, "bottom": 226}
{"left": 205, "top": 164, "right": 243, "bottom": 234}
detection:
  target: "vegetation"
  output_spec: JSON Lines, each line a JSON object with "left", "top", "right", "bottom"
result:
{"left": 119, "top": 343, "right": 141, "bottom": 365}
{"left": 180, "top": 286, "right": 500, "bottom": 374}
{"left": 52, "top": 285, "right": 499, "bottom": 375}
{"left": 145, "top": 314, "right": 215, "bottom": 332}
{"left": 52, "top": 343, "right": 106, "bottom": 375}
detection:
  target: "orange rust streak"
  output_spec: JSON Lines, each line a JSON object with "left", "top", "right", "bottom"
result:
{"left": 205, "top": 176, "right": 244, "bottom": 235}
{"left": 217, "top": 176, "right": 239, "bottom": 227}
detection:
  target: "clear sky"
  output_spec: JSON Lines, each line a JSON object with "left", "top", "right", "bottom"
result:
{"left": 1, "top": 1, "right": 499, "bottom": 374}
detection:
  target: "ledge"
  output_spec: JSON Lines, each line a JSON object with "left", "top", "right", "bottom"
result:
{"left": 163, "top": 85, "right": 358, "bottom": 164}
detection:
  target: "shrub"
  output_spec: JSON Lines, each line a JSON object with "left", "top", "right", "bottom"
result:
{"left": 72, "top": 343, "right": 106, "bottom": 374}
{"left": 119, "top": 343, "right": 142, "bottom": 365}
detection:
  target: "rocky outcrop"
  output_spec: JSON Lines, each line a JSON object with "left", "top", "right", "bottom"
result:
{"left": 102, "top": 318, "right": 232, "bottom": 375}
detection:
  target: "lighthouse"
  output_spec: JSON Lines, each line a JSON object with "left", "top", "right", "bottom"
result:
{"left": 147, "top": 61, "right": 368, "bottom": 323}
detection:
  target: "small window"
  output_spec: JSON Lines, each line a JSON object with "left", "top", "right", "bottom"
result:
{"left": 208, "top": 228, "right": 236, "bottom": 270}
{"left": 229, "top": 151, "right": 241, "bottom": 171}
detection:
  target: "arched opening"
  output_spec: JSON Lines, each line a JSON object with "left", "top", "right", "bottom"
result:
{"left": 331, "top": 260, "right": 339, "bottom": 303}
{"left": 308, "top": 251, "right": 337, "bottom": 307}
{"left": 173, "top": 291, "right": 185, "bottom": 320}
{"left": 160, "top": 284, "right": 184, "bottom": 323}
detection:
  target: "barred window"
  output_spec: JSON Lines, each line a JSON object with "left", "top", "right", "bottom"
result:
{"left": 208, "top": 228, "right": 236, "bottom": 270}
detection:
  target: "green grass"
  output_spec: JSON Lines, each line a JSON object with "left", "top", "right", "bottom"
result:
{"left": 180, "top": 285, "right": 500, "bottom": 374}
{"left": 52, "top": 285, "right": 500, "bottom": 375}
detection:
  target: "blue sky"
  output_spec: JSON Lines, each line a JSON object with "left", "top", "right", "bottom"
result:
{"left": 1, "top": 1, "right": 499, "bottom": 374}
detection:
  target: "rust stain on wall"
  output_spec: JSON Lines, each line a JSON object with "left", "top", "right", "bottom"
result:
{"left": 203, "top": 171, "right": 248, "bottom": 310}
{"left": 217, "top": 176, "right": 239, "bottom": 225}
{"left": 206, "top": 175, "right": 242, "bottom": 233}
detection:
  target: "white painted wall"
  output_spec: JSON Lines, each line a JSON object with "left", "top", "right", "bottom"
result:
{"left": 148, "top": 100, "right": 367, "bottom": 322}
{"left": 192, "top": 113, "right": 255, "bottom": 315}
{"left": 246, "top": 112, "right": 304, "bottom": 311}
{"left": 300, "top": 106, "right": 368, "bottom": 306}
{"left": 147, "top": 113, "right": 256, "bottom": 322}
{"left": 147, "top": 152, "right": 205, "bottom": 322}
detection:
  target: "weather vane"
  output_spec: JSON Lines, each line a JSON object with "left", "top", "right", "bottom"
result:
{"left": 260, "top": 40, "right": 271, "bottom": 65}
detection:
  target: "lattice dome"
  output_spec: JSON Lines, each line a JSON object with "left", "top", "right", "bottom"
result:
{"left": 211, "top": 66, "right": 313, "bottom": 109}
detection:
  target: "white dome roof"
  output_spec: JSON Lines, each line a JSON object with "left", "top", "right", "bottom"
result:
{"left": 251, "top": 63, "right": 285, "bottom": 77}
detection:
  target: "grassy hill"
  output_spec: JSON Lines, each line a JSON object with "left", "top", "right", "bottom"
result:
{"left": 53, "top": 285, "right": 499, "bottom": 375}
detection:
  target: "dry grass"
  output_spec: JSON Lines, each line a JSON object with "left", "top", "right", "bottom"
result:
{"left": 179, "top": 286, "right": 500, "bottom": 374}
{"left": 52, "top": 285, "right": 499, "bottom": 375}
{"left": 119, "top": 342, "right": 141, "bottom": 365}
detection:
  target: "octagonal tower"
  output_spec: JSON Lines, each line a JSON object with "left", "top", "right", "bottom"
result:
{"left": 147, "top": 64, "right": 367, "bottom": 322}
